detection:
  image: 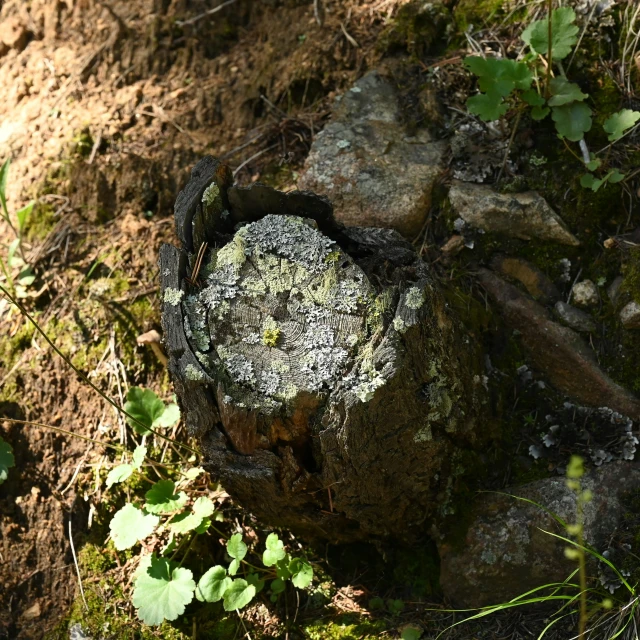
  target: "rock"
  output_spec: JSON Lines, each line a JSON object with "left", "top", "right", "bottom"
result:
{"left": 554, "top": 301, "right": 596, "bottom": 333}
{"left": 298, "top": 71, "right": 447, "bottom": 239}
{"left": 0, "top": 17, "right": 28, "bottom": 52}
{"left": 571, "top": 279, "right": 599, "bottom": 308}
{"left": 621, "top": 301, "right": 640, "bottom": 329}
{"left": 439, "top": 461, "right": 640, "bottom": 608}
{"left": 608, "top": 276, "right": 623, "bottom": 305}
{"left": 491, "top": 255, "right": 559, "bottom": 304}
{"left": 448, "top": 181, "right": 580, "bottom": 246}
{"left": 478, "top": 269, "right": 640, "bottom": 420}
{"left": 440, "top": 234, "right": 465, "bottom": 257}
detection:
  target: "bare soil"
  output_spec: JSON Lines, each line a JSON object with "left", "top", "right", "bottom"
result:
{"left": 0, "top": 0, "right": 395, "bottom": 636}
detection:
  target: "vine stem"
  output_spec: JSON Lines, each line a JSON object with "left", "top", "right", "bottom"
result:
{"left": 546, "top": 0, "right": 553, "bottom": 98}
{"left": 0, "top": 285, "right": 199, "bottom": 455}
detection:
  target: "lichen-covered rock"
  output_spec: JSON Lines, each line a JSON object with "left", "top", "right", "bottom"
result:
{"left": 620, "top": 301, "right": 640, "bottom": 329}
{"left": 298, "top": 71, "right": 447, "bottom": 239}
{"left": 449, "top": 181, "right": 580, "bottom": 246}
{"left": 161, "top": 156, "right": 488, "bottom": 542}
{"left": 571, "top": 279, "right": 599, "bottom": 308}
{"left": 438, "top": 461, "right": 640, "bottom": 608}
{"left": 554, "top": 301, "right": 596, "bottom": 334}
{"left": 478, "top": 269, "right": 640, "bottom": 420}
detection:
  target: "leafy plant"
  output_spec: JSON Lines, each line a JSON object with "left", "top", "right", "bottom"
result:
{"left": 0, "top": 158, "right": 36, "bottom": 298}
{"left": 464, "top": 7, "right": 640, "bottom": 191}
{"left": 123, "top": 386, "right": 180, "bottom": 435}
{"left": 0, "top": 435, "right": 15, "bottom": 484}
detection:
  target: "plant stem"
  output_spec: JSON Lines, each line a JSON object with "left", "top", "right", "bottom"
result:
{"left": 577, "top": 495, "right": 587, "bottom": 639}
{"left": 546, "top": 0, "right": 553, "bottom": 98}
{"left": 0, "top": 285, "right": 199, "bottom": 455}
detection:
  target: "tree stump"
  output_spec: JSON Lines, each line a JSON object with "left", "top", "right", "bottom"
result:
{"left": 160, "top": 156, "right": 488, "bottom": 543}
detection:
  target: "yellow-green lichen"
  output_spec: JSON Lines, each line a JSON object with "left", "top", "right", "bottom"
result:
{"left": 262, "top": 327, "right": 281, "bottom": 347}
{"left": 164, "top": 287, "right": 184, "bottom": 306}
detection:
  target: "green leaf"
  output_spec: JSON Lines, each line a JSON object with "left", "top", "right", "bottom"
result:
{"left": 552, "top": 102, "right": 592, "bottom": 141}
{"left": 608, "top": 169, "right": 625, "bottom": 183}
{"left": 369, "top": 596, "right": 385, "bottom": 611}
{"left": 580, "top": 173, "right": 596, "bottom": 189}
{"left": 522, "top": 7, "right": 579, "bottom": 60}
{"left": 106, "top": 464, "right": 133, "bottom": 488}
{"left": 401, "top": 625, "right": 423, "bottom": 640}
{"left": 168, "top": 511, "right": 203, "bottom": 534}
{"left": 0, "top": 158, "right": 10, "bottom": 217}
{"left": 124, "top": 387, "right": 179, "bottom": 435}
{"left": 195, "top": 517, "right": 212, "bottom": 534}
{"left": 276, "top": 555, "right": 292, "bottom": 581}
{"left": 531, "top": 105, "right": 550, "bottom": 121}
{"left": 263, "top": 533, "right": 286, "bottom": 567}
{"left": 586, "top": 157, "right": 602, "bottom": 171}
{"left": 109, "top": 504, "right": 159, "bottom": 550}
{"left": 15, "top": 201, "right": 34, "bottom": 232}
{"left": 227, "top": 533, "right": 248, "bottom": 561}
{"left": 196, "top": 565, "right": 232, "bottom": 603}
{"left": 246, "top": 573, "right": 265, "bottom": 593}
{"left": 464, "top": 57, "right": 532, "bottom": 95}
{"left": 132, "top": 445, "right": 147, "bottom": 469}
{"left": 17, "top": 267, "right": 35, "bottom": 286}
{"left": 133, "top": 555, "right": 195, "bottom": 626}
{"left": 603, "top": 109, "right": 640, "bottom": 142}
{"left": 223, "top": 579, "right": 256, "bottom": 611}
{"left": 387, "top": 598, "right": 405, "bottom": 615}
{"left": 0, "top": 436, "right": 15, "bottom": 484}
{"left": 521, "top": 89, "right": 545, "bottom": 107}
{"left": 184, "top": 466, "right": 204, "bottom": 480}
{"left": 547, "top": 77, "right": 588, "bottom": 106}
{"left": 145, "top": 480, "right": 188, "bottom": 514}
{"left": 228, "top": 558, "right": 240, "bottom": 576}
{"left": 153, "top": 402, "right": 180, "bottom": 428}
{"left": 467, "top": 91, "right": 509, "bottom": 122}
{"left": 193, "top": 496, "right": 215, "bottom": 518}
{"left": 270, "top": 577, "right": 286, "bottom": 595}
{"left": 289, "top": 558, "right": 313, "bottom": 589}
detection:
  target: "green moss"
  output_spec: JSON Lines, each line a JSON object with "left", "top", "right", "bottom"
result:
{"left": 262, "top": 327, "right": 281, "bottom": 347}
{"left": 377, "top": 0, "right": 451, "bottom": 59}
{"left": 303, "top": 615, "right": 389, "bottom": 640}
{"left": 453, "top": 0, "right": 506, "bottom": 35}
{"left": 0, "top": 322, "right": 35, "bottom": 371}
{"left": 620, "top": 249, "right": 640, "bottom": 305}
{"left": 392, "top": 543, "right": 441, "bottom": 598}
{"left": 71, "top": 127, "right": 94, "bottom": 159}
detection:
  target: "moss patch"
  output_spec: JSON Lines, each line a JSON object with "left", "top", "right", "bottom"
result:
{"left": 303, "top": 615, "right": 389, "bottom": 639}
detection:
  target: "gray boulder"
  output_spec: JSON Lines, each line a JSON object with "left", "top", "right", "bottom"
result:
{"left": 298, "top": 71, "right": 447, "bottom": 239}
{"left": 438, "top": 461, "right": 640, "bottom": 608}
{"left": 449, "top": 181, "right": 580, "bottom": 246}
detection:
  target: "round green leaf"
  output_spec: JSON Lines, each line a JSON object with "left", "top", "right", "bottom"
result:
{"left": 133, "top": 556, "right": 195, "bottom": 626}
{"left": 467, "top": 91, "right": 509, "bottom": 122}
{"left": 263, "top": 533, "right": 286, "bottom": 567}
{"left": 109, "top": 504, "right": 159, "bottom": 550}
{"left": 193, "top": 496, "right": 215, "bottom": 518}
{"left": 289, "top": 558, "right": 313, "bottom": 589}
{"left": 0, "top": 436, "right": 15, "bottom": 484}
{"left": 522, "top": 7, "right": 578, "bottom": 60}
{"left": 106, "top": 464, "right": 133, "bottom": 489}
{"left": 227, "top": 533, "right": 247, "bottom": 561}
{"left": 168, "top": 511, "right": 203, "bottom": 534}
{"left": 223, "top": 579, "right": 256, "bottom": 611}
{"left": 552, "top": 102, "right": 592, "bottom": 141}
{"left": 270, "top": 577, "right": 286, "bottom": 595}
{"left": 153, "top": 402, "right": 181, "bottom": 428}
{"left": 603, "top": 109, "right": 640, "bottom": 142}
{"left": 547, "top": 77, "right": 588, "bottom": 107}
{"left": 196, "top": 565, "right": 232, "bottom": 603}
{"left": 124, "top": 387, "right": 165, "bottom": 435}
{"left": 145, "top": 480, "right": 188, "bottom": 514}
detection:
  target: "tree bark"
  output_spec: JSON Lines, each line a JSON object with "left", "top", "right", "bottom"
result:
{"left": 160, "top": 156, "right": 489, "bottom": 543}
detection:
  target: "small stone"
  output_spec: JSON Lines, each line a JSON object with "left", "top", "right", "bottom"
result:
{"left": 448, "top": 181, "right": 580, "bottom": 246}
{"left": 554, "top": 301, "right": 596, "bottom": 333}
{"left": 571, "top": 279, "right": 599, "bottom": 308}
{"left": 491, "top": 255, "right": 559, "bottom": 304}
{"left": 608, "top": 276, "right": 623, "bottom": 305}
{"left": 620, "top": 301, "right": 640, "bottom": 329}
{"left": 0, "top": 17, "right": 28, "bottom": 52}
{"left": 440, "top": 234, "right": 465, "bottom": 257}
{"left": 298, "top": 71, "right": 446, "bottom": 239}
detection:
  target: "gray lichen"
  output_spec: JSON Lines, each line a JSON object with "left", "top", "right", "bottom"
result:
{"left": 164, "top": 287, "right": 184, "bottom": 306}
{"left": 405, "top": 286, "right": 425, "bottom": 310}
{"left": 185, "top": 363, "right": 205, "bottom": 381}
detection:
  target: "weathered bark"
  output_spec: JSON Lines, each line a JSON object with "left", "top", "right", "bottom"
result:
{"left": 160, "top": 156, "right": 489, "bottom": 543}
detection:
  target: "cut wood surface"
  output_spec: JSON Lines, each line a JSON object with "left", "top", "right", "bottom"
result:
{"left": 161, "top": 156, "right": 488, "bottom": 542}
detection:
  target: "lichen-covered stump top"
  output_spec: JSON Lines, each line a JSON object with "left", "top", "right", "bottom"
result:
{"left": 160, "top": 156, "right": 488, "bottom": 542}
